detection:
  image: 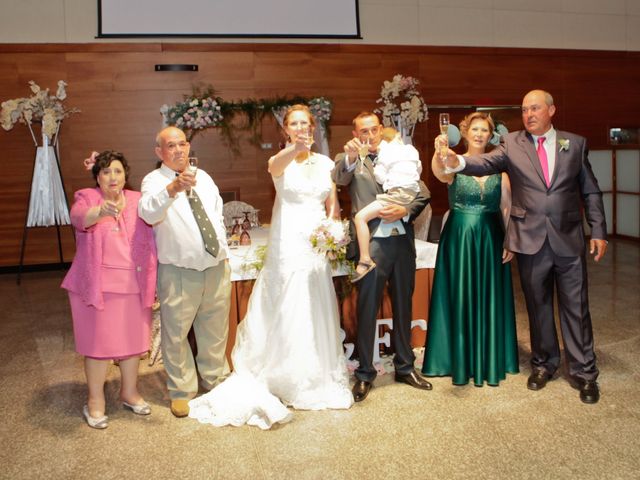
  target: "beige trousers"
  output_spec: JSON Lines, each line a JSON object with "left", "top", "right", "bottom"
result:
{"left": 157, "top": 261, "right": 231, "bottom": 400}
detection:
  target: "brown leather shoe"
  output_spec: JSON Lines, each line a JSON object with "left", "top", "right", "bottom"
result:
{"left": 170, "top": 399, "right": 190, "bottom": 418}
{"left": 527, "top": 371, "right": 552, "bottom": 391}
{"left": 395, "top": 370, "right": 432, "bottom": 390}
{"left": 352, "top": 380, "right": 372, "bottom": 402}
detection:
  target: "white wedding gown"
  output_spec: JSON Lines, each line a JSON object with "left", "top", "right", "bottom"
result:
{"left": 189, "top": 154, "right": 353, "bottom": 429}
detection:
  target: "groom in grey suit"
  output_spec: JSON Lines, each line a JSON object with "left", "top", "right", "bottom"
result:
{"left": 333, "top": 112, "right": 432, "bottom": 402}
{"left": 444, "top": 90, "right": 607, "bottom": 403}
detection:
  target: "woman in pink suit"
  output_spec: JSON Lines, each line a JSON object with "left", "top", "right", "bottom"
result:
{"left": 62, "top": 151, "right": 157, "bottom": 429}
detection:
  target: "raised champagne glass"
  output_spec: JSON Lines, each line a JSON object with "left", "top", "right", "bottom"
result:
{"left": 111, "top": 188, "right": 122, "bottom": 232}
{"left": 298, "top": 126, "right": 314, "bottom": 164}
{"left": 357, "top": 138, "right": 370, "bottom": 174}
{"left": 439, "top": 113, "right": 450, "bottom": 160}
{"left": 187, "top": 156, "right": 198, "bottom": 198}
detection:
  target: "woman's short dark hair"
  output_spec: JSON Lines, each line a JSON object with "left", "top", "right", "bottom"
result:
{"left": 91, "top": 150, "right": 130, "bottom": 185}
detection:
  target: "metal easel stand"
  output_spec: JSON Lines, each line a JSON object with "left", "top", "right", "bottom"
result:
{"left": 17, "top": 122, "right": 73, "bottom": 285}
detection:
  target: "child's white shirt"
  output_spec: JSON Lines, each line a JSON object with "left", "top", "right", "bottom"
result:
{"left": 374, "top": 140, "right": 422, "bottom": 192}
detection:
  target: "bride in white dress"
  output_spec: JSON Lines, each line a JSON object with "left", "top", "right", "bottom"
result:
{"left": 189, "top": 105, "right": 353, "bottom": 429}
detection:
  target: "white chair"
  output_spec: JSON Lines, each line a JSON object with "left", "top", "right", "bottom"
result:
{"left": 222, "top": 200, "right": 259, "bottom": 228}
{"left": 413, "top": 204, "right": 432, "bottom": 242}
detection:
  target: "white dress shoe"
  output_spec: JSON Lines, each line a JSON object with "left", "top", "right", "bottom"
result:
{"left": 83, "top": 405, "right": 108, "bottom": 429}
{"left": 123, "top": 401, "right": 151, "bottom": 415}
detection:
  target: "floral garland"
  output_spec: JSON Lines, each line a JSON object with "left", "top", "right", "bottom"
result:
{"left": 160, "top": 85, "right": 332, "bottom": 152}
{"left": 374, "top": 74, "right": 428, "bottom": 137}
{"left": 1, "top": 80, "right": 79, "bottom": 142}
{"left": 307, "top": 96, "right": 332, "bottom": 128}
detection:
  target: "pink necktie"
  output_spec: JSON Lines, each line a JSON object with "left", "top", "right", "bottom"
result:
{"left": 537, "top": 136, "right": 550, "bottom": 186}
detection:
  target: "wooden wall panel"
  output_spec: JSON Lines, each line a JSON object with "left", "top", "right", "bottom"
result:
{"left": 1, "top": 43, "right": 639, "bottom": 266}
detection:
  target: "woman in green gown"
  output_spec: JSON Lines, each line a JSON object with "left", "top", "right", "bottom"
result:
{"left": 422, "top": 112, "right": 519, "bottom": 386}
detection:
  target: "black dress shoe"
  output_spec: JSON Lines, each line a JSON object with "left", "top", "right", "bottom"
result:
{"left": 395, "top": 370, "right": 432, "bottom": 390}
{"left": 575, "top": 380, "right": 600, "bottom": 404}
{"left": 352, "top": 380, "right": 372, "bottom": 402}
{"left": 527, "top": 371, "right": 552, "bottom": 391}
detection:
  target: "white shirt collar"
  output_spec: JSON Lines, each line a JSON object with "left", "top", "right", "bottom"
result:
{"left": 531, "top": 126, "right": 556, "bottom": 145}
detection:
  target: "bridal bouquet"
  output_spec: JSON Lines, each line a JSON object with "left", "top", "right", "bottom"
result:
{"left": 374, "top": 74, "right": 428, "bottom": 137}
{"left": 309, "top": 218, "right": 351, "bottom": 269}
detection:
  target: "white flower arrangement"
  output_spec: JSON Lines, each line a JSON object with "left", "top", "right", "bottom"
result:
{"left": 309, "top": 218, "right": 352, "bottom": 270}
{"left": 374, "top": 74, "right": 428, "bottom": 137}
{"left": 1, "top": 80, "right": 79, "bottom": 141}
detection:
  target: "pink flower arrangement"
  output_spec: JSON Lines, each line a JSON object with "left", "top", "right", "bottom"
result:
{"left": 160, "top": 87, "right": 223, "bottom": 141}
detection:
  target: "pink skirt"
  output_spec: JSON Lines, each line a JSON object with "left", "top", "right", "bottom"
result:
{"left": 69, "top": 291, "right": 151, "bottom": 359}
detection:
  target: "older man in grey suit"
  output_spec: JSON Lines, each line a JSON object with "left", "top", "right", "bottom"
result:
{"left": 443, "top": 90, "right": 607, "bottom": 403}
{"left": 333, "top": 112, "right": 432, "bottom": 402}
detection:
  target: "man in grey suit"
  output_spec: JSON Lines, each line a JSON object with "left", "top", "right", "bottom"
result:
{"left": 443, "top": 90, "right": 607, "bottom": 403}
{"left": 333, "top": 112, "right": 433, "bottom": 402}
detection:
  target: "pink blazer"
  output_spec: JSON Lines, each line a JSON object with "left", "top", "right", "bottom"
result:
{"left": 61, "top": 188, "right": 157, "bottom": 310}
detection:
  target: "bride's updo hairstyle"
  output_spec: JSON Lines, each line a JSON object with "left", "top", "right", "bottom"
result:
{"left": 459, "top": 112, "right": 495, "bottom": 148}
{"left": 283, "top": 104, "right": 316, "bottom": 129}
{"left": 281, "top": 104, "right": 316, "bottom": 147}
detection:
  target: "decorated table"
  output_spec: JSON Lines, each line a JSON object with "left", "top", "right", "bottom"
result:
{"left": 224, "top": 227, "right": 438, "bottom": 361}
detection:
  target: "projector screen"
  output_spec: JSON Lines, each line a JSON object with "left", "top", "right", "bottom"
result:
{"left": 98, "top": 0, "right": 361, "bottom": 38}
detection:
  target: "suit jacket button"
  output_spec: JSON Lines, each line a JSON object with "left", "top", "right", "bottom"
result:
{"left": 136, "top": 266, "right": 142, "bottom": 272}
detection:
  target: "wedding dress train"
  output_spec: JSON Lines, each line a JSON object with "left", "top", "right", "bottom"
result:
{"left": 189, "top": 154, "right": 353, "bottom": 429}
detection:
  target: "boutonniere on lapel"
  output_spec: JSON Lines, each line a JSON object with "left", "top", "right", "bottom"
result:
{"left": 558, "top": 138, "right": 570, "bottom": 152}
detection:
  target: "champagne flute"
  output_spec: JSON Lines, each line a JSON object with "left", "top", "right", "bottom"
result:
{"left": 111, "top": 188, "right": 122, "bottom": 232}
{"left": 439, "top": 113, "right": 450, "bottom": 160}
{"left": 187, "top": 156, "right": 198, "bottom": 198}
{"left": 298, "top": 126, "right": 314, "bottom": 163}
{"left": 357, "top": 138, "right": 370, "bottom": 174}
{"left": 304, "top": 127, "right": 315, "bottom": 149}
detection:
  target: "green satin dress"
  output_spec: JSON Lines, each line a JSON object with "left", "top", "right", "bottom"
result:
{"left": 422, "top": 174, "right": 519, "bottom": 386}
